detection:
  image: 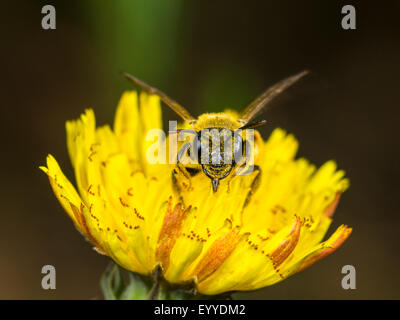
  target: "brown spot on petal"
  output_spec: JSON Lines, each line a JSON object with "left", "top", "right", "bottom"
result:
{"left": 90, "top": 143, "right": 100, "bottom": 152}
{"left": 70, "top": 202, "right": 103, "bottom": 252}
{"left": 88, "top": 151, "right": 97, "bottom": 162}
{"left": 87, "top": 184, "right": 95, "bottom": 196}
{"left": 127, "top": 188, "right": 134, "bottom": 197}
{"left": 133, "top": 208, "right": 145, "bottom": 220}
{"left": 156, "top": 197, "right": 191, "bottom": 271}
{"left": 257, "top": 234, "right": 270, "bottom": 241}
{"left": 70, "top": 202, "right": 84, "bottom": 228}
{"left": 324, "top": 192, "right": 341, "bottom": 218}
{"left": 194, "top": 228, "right": 242, "bottom": 282}
{"left": 119, "top": 197, "right": 130, "bottom": 208}
{"left": 269, "top": 216, "right": 301, "bottom": 268}
{"left": 296, "top": 225, "right": 352, "bottom": 273}
{"left": 130, "top": 170, "right": 142, "bottom": 177}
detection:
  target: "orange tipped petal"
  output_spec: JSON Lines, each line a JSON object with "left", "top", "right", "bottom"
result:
{"left": 194, "top": 227, "right": 242, "bottom": 282}
{"left": 156, "top": 197, "right": 191, "bottom": 271}
{"left": 268, "top": 216, "right": 302, "bottom": 268}
{"left": 324, "top": 192, "right": 341, "bottom": 218}
{"left": 296, "top": 225, "right": 352, "bottom": 273}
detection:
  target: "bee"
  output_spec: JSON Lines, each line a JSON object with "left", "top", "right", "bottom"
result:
{"left": 124, "top": 71, "right": 308, "bottom": 203}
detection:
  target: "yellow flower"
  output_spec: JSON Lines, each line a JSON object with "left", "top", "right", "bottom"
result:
{"left": 40, "top": 91, "right": 352, "bottom": 295}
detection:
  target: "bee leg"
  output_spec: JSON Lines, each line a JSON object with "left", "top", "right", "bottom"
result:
{"left": 242, "top": 165, "right": 262, "bottom": 210}
{"left": 171, "top": 163, "right": 195, "bottom": 205}
{"left": 176, "top": 162, "right": 193, "bottom": 191}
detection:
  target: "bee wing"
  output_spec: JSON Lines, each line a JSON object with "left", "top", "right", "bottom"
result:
{"left": 239, "top": 70, "right": 309, "bottom": 125}
{"left": 123, "top": 72, "right": 196, "bottom": 124}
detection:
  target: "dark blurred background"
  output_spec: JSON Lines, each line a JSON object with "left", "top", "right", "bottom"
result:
{"left": 1, "top": 0, "right": 399, "bottom": 299}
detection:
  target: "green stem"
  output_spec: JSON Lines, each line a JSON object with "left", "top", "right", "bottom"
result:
{"left": 146, "top": 265, "right": 162, "bottom": 300}
{"left": 146, "top": 278, "right": 161, "bottom": 300}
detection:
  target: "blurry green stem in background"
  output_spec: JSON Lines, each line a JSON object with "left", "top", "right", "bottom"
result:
{"left": 85, "top": 0, "right": 184, "bottom": 89}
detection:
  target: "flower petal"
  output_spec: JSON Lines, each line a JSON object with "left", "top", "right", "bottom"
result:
{"left": 156, "top": 198, "right": 191, "bottom": 271}
{"left": 40, "top": 154, "right": 83, "bottom": 227}
{"left": 114, "top": 91, "right": 143, "bottom": 168}
{"left": 295, "top": 224, "right": 352, "bottom": 273}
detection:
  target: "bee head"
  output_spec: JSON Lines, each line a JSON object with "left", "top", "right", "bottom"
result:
{"left": 175, "top": 127, "right": 255, "bottom": 193}
{"left": 197, "top": 128, "right": 246, "bottom": 192}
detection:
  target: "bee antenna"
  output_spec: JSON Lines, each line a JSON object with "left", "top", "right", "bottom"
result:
{"left": 239, "top": 120, "right": 267, "bottom": 130}
{"left": 123, "top": 72, "right": 196, "bottom": 125}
